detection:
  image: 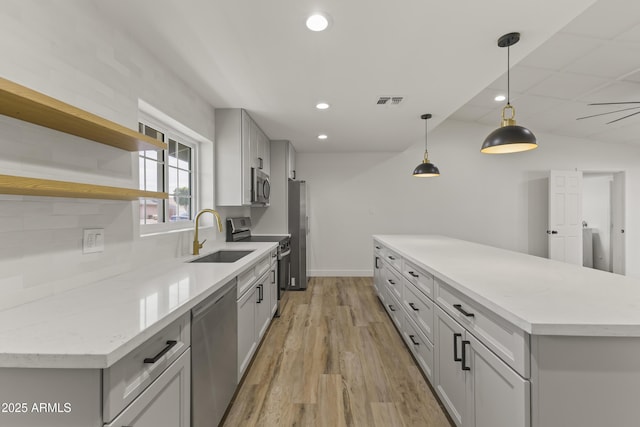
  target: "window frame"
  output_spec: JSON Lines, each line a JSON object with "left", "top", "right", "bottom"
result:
{"left": 138, "top": 113, "right": 199, "bottom": 235}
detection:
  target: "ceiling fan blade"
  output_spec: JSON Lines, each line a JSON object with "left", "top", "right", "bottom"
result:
{"left": 576, "top": 106, "right": 640, "bottom": 120}
{"left": 589, "top": 102, "right": 640, "bottom": 105}
{"left": 606, "top": 110, "right": 640, "bottom": 124}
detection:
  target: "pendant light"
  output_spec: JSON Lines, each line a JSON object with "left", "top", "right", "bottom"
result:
{"left": 481, "top": 32, "right": 537, "bottom": 154}
{"left": 412, "top": 113, "right": 440, "bottom": 177}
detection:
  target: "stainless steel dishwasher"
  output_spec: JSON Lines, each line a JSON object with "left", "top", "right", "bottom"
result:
{"left": 191, "top": 279, "right": 238, "bottom": 427}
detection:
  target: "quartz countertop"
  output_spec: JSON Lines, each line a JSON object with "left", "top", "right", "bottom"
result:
{"left": 374, "top": 235, "right": 640, "bottom": 337}
{"left": 0, "top": 241, "right": 277, "bottom": 369}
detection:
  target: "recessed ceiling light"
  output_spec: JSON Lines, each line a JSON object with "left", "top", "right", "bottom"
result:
{"left": 316, "top": 102, "right": 330, "bottom": 110}
{"left": 306, "top": 14, "right": 329, "bottom": 31}
{"left": 317, "top": 134, "right": 328, "bottom": 140}
{"left": 494, "top": 94, "right": 506, "bottom": 102}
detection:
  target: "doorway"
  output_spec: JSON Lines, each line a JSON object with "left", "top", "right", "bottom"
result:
{"left": 547, "top": 170, "right": 625, "bottom": 275}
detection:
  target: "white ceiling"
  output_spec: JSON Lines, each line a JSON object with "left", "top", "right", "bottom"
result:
{"left": 93, "top": 0, "right": 623, "bottom": 153}
{"left": 451, "top": 0, "right": 640, "bottom": 147}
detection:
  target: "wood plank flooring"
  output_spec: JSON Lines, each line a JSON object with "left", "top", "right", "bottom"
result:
{"left": 222, "top": 277, "right": 453, "bottom": 427}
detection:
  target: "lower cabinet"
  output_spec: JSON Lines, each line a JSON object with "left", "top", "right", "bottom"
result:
{"left": 269, "top": 256, "right": 278, "bottom": 317}
{"left": 434, "top": 306, "right": 530, "bottom": 427}
{"left": 237, "top": 285, "right": 258, "bottom": 380}
{"left": 237, "top": 268, "right": 275, "bottom": 381}
{"left": 105, "top": 349, "right": 191, "bottom": 427}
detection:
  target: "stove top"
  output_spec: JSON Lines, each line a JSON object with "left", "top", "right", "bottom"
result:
{"left": 226, "top": 217, "right": 289, "bottom": 248}
{"left": 241, "top": 235, "right": 289, "bottom": 244}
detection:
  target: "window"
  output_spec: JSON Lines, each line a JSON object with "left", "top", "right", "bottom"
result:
{"left": 138, "top": 121, "right": 196, "bottom": 228}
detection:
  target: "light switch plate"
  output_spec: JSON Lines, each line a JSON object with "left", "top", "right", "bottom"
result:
{"left": 83, "top": 228, "right": 104, "bottom": 254}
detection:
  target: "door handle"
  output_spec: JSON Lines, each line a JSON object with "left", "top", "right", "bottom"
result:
{"left": 453, "top": 333, "right": 462, "bottom": 362}
{"left": 258, "top": 157, "right": 263, "bottom": 169}
{"left": 271, "top": 270, "right": 276, "bottom": 284}
{"left": 388, "top": 304, "right": 396, "bottom": 312}
{"left": 408, "top": 271, "right": 419, "bottom": 278}
{"left": 546, "top": 230, "right": 558, "bottom": 235}
{"left": 143, "top": 340, "right": 177, "bottom": 364}
{"left": 388, "top": 279, "right": 396, "bottom": 285}
{"left": 409, "top": 302, "right": 419, "bottom": 311}
{"left": 453, "top": 304, "right": 475, "bottom": 317}
{"left": 409, "top": 335, "right": 420, "bottom": 346}
{"left": 461, "top": 340, "right": 471, "bottom": 371}
{"left": 375, "top": 257, "right": 380, "bottom": 269}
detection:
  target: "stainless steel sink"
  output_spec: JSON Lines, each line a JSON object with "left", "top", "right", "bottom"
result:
{"left": 190, "top": 250, "right": 254, "bottom": 263}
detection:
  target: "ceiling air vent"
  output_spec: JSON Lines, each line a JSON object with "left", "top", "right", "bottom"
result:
{"left": 376, "top": 96, "right": 404, "bottom": 106}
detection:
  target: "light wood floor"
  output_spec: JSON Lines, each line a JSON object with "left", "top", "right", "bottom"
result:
{"left": 222, "top": 277, "right": 453, "bottom": 427}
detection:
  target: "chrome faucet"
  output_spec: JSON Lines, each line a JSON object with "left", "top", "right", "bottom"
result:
{"left": 193, "top": 209, "right": 224, "bottom": 255}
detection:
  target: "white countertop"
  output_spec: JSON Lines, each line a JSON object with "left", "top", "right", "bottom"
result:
{"left": 0, "top": 241, "right": 277, "bottom": 369}
{"left": 374, "top": 235, "right": 640, "bottom": 337}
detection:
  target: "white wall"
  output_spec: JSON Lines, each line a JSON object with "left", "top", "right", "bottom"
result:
{"left": 297, "top": 119, "right": 640, "bottom": 278}
{"left": 0, "top": 1, "right": 244, "bottom": 309}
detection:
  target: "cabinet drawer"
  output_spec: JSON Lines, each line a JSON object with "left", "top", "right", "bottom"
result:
{"left": 384, "top": 288, "right": 403, "bottom": 331}
{"left": 403, "top": 314, "right": 434, "bottom": 382}
{"left": 435, "top": 279, "right": 530, "bottom": 378}
{"left": 403, "top": 279, "right": 434, "bottom": 343}
{"left": 237, "top": 266, "right": 257, "bottom": 298}
{"left": 255, "top": 253, "right": 271, "bottom": 277}
{"left": 373, "top": 242, "right": 384, "bottom": 257}
{"left": 105, "top": 349, "right": 190, "bottom": 427}
{"left": 384, "top": 248, "right": 402, "bottom": 272}
{"left": 402, "top": 259, "right": 434, "bottom": 300}
{"left": 384, "top": 262, "right": 403, "bottom": 302}
{"left": 103, "top": 312, "right": 191, "bottom": 423}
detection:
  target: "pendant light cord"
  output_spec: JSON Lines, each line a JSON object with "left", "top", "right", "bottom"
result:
{"left": 424, "top": 117, "right": 429, "bottom": 161}
{"left": 507, "top": 45, "right": 510, "bottom": 105}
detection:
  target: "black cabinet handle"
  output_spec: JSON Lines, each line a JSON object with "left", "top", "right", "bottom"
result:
{"left": 409, "top": 335, "right": 420, "bottom": 346}
{"left": 453, "top": 333, "right": 462, "bottom": 362}
{"left": 408, "top": 271, "right": 419, "bottom": 278}
{"left": 143, "top": 340, "right": 177, "bottom": 364}
{"left": 257, "top": 284, "right": 263, "bottom": 303}
{"left": 388, "top": 279, "right": 396, "bottom": 285}
{"left": 375, "top": 257, "right": 380, "bottom": 269}
{"left": 546, "top": 230, "right": 558, "bottom": 235}
{"left": 388, "top": 255, "right": 396, "bottom": 260}
{"left": 409, "top": 302, "right": 419, "bottom": 311}
{"left": 388, "top": 304, "right": 396, "bottom": 312}
{"left": 271, "top": 270, "right": 276, "bottom": 284}
{"left": 453, "top": 304, "right": 475, "bottom": 317}
{"left": 375, "top": 245, "right": 381, "bottom": 250}
{"left": 258, "top": 157, "right": 263, "bottom": 169}
{"left": 292, "top": 170, "right": 296, "bottom": 179}
{"left": 461, "top": 340, "right": 471, "bottom": 371}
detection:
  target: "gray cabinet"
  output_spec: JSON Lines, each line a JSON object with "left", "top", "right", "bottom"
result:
{"left": 237, "top": 285, "right": 257, "bottom": 380}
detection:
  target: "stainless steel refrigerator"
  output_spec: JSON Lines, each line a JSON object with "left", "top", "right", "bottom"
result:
{"left": 288, "top": 179, "right": 308, "bottom": 290}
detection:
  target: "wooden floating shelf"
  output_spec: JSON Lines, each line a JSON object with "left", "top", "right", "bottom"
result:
{"left": 0, "top": 77, "right": 166, "bottom": 152}
{"left": 0, "top": 174, "right": 168, "bottom": 201}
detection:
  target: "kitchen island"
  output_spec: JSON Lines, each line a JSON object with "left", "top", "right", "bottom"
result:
{"left": 0, "top": 241, "right": 277, "bottom": 427}
{"left": 373, "top": 234, "right": 640, "bottom": 427}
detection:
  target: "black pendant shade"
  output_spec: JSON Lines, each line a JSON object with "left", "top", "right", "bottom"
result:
{"left": 413, "top": 113, "right": 440, "bottom": 177}
{"left": 482, "top": 32, "right": 537, "bottom": 154}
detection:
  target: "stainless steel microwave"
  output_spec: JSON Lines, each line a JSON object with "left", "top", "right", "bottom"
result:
{"left": 251, "top": 168, "right": 270, "bottom": 206}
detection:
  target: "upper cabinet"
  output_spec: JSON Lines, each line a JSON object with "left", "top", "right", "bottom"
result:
{"left": 287, "top": 142, "right": 296, "bottom": 180}
{"left": 215, "top": 108, "right": 271, "bottom": 206}
{"left": 0, "top": 77, "right": 168, "bottom": 201}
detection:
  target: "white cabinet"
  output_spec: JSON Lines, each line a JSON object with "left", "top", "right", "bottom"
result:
{"left": 434, "top": 306, "right": 467, "bottom": 426}
{"left": 105, "top": 349, "right": 191, "bottom": 427}
{"left": 215, "top": 109, "right": 252, "bottom": 206}
{"left": 269, "top": 253, "right": 278, "bottom": 317}
{"left": 216, "top": 108, "right": 270, "bottom": 206}
{"left": 434, "top": 306, "right": 530, "bottom": 427}
{"left": 255, "top": 270, "right": 272, "bottom": 341}
{"left": 237, "top": 285, "right": 257, "bottom": 380}
{"left": 236, "top": 250, "right": 277, "bottom": 381}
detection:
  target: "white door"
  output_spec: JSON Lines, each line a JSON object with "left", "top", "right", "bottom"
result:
{"left": 611, "top": 171, "right": 626, "bottom": 275}
{"left": 548, "top": 171, "right": 583, "bottom": 265}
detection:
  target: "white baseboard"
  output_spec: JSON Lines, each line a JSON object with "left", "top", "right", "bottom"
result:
{"left": 308, "top": 269, "right": 373, "bottom": 277}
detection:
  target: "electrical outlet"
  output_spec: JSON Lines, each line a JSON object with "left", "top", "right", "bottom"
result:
{"left": 83, "top": 229, "right": 104, "bottom": 254}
